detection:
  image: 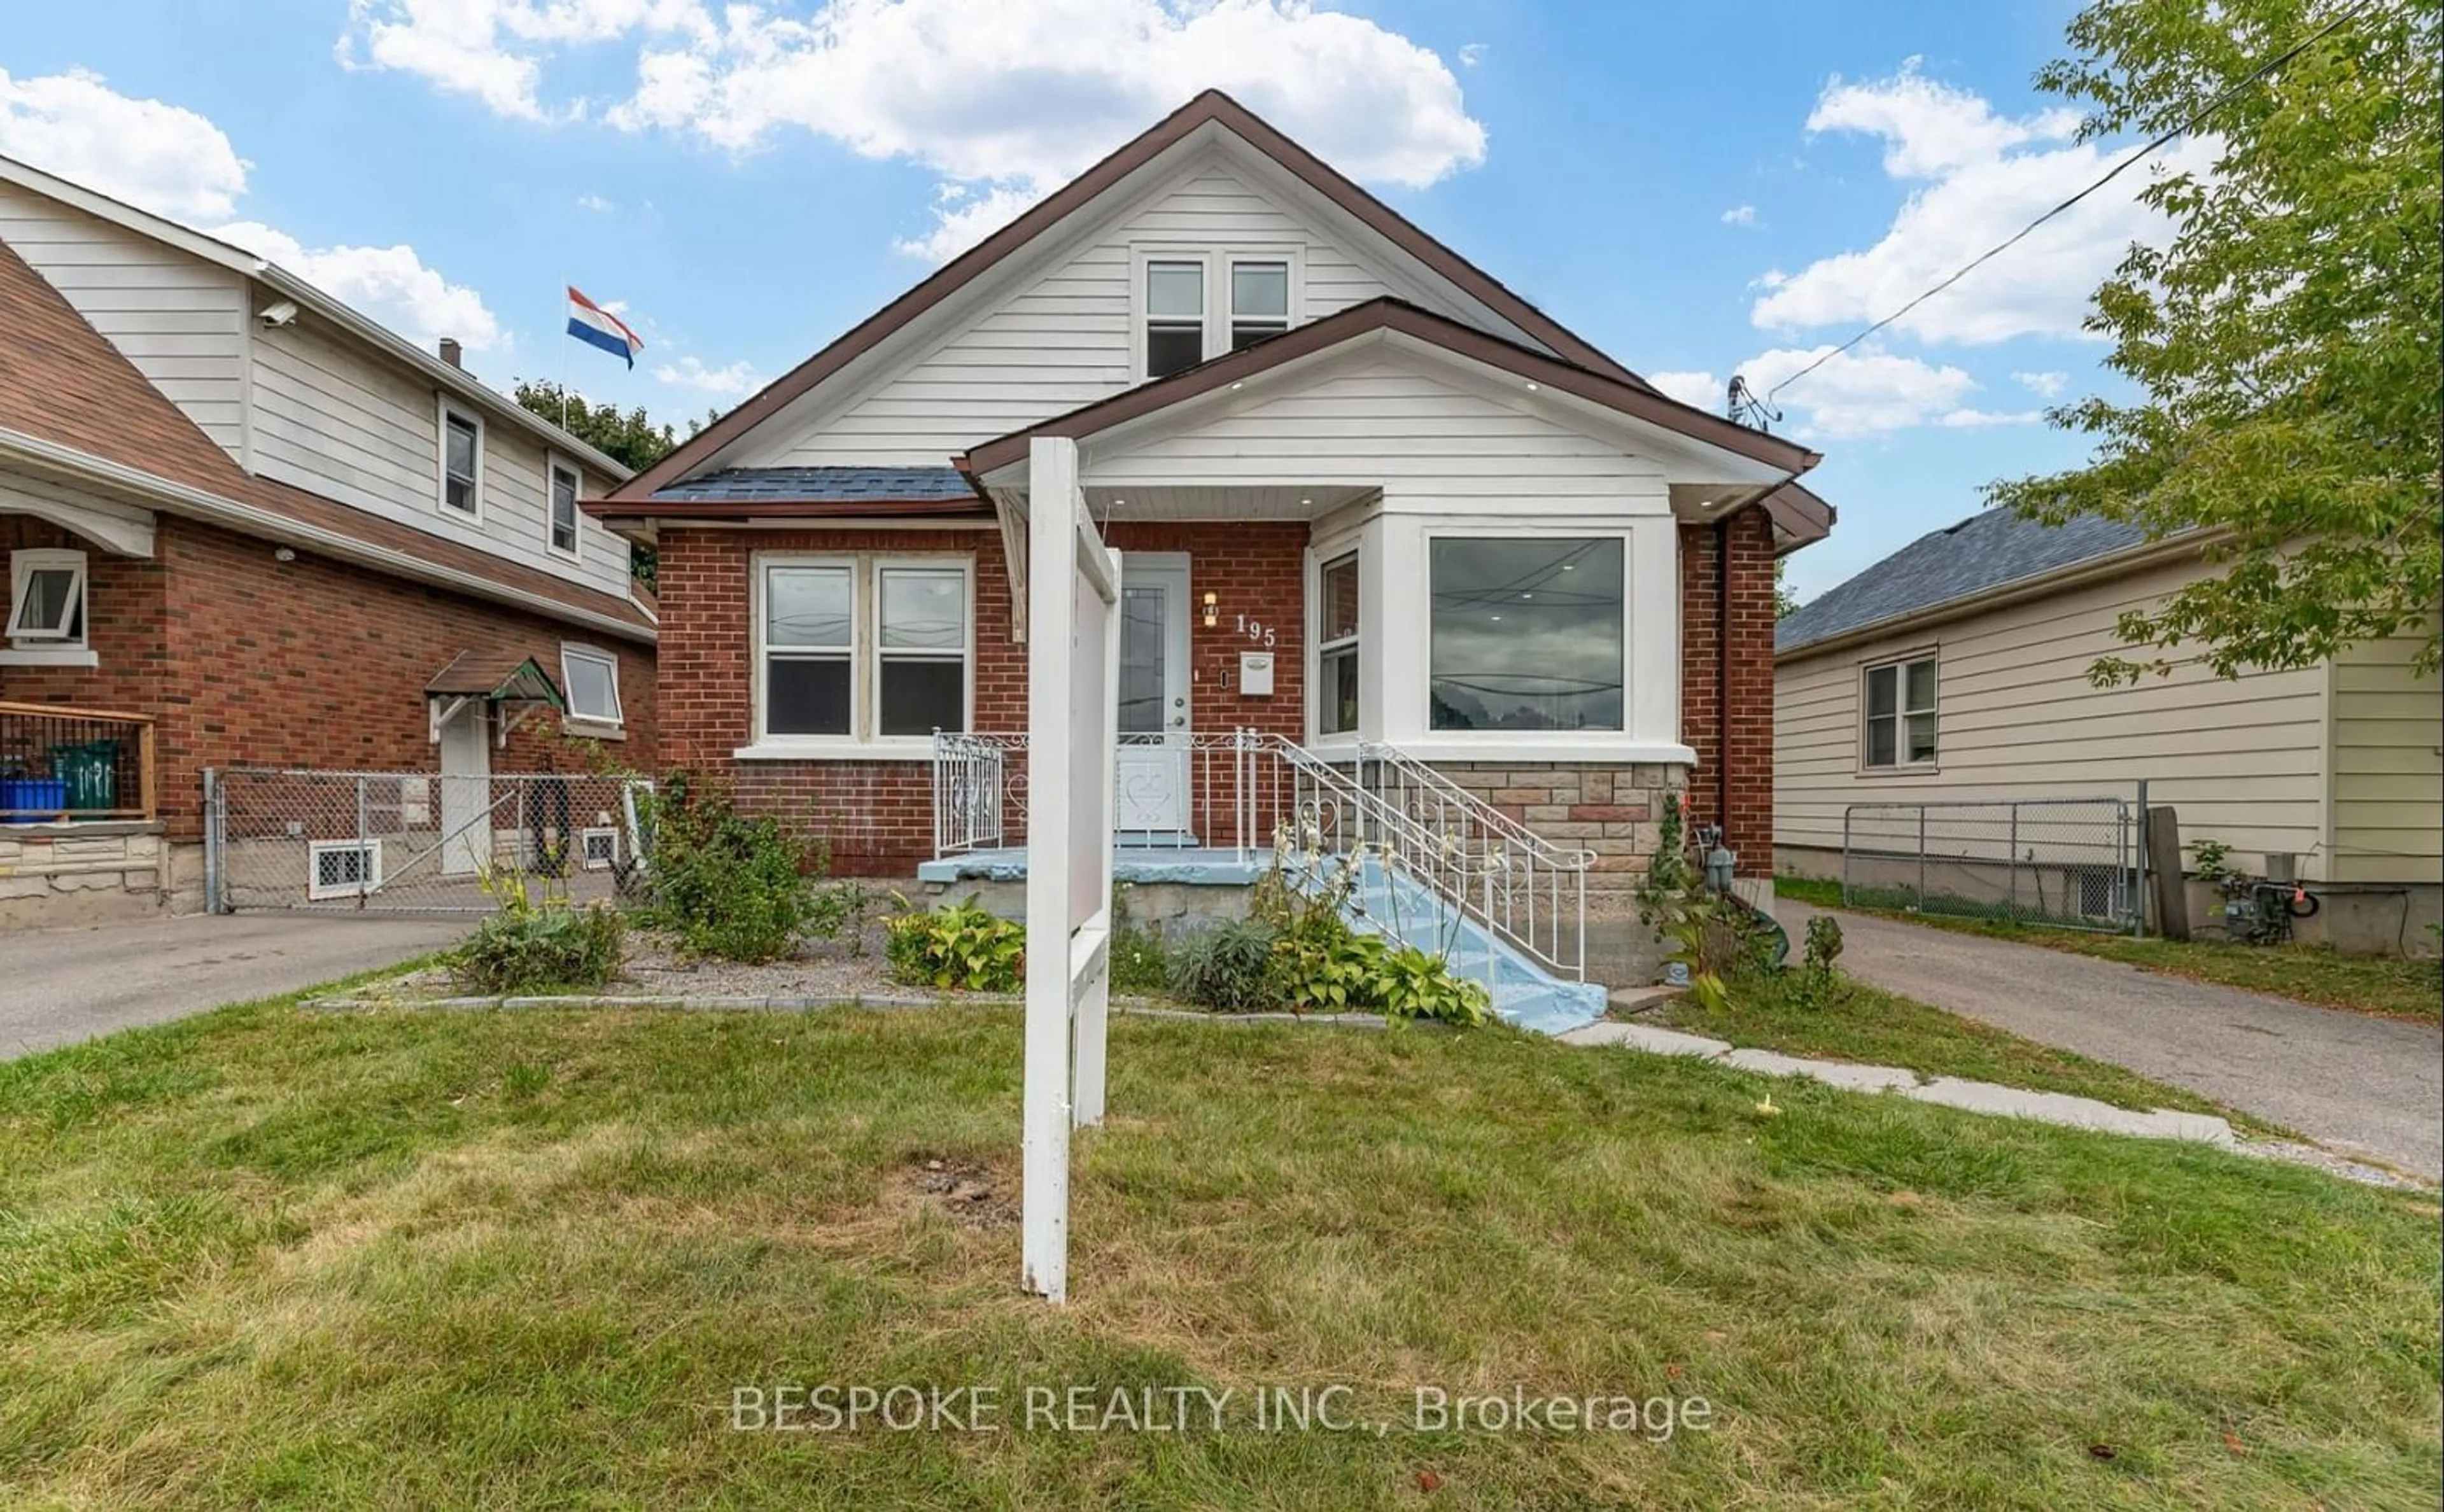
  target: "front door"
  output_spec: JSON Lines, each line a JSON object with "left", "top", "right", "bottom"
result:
{"left": 1114, "top": 556, "right": 1192, "bottom": 836}
{"left": 437, "top": 703, "right": 492, "bottom": 877}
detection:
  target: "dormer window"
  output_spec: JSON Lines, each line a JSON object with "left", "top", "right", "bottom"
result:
{"left": 1230, "top": 260, "right": 1289, "bottom": 351}
{"left": 1145, "top": 261, "right": 1205, "bottom": 379}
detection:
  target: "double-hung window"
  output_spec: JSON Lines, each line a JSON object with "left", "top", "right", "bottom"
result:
{"left": 1144, "top": 260, "right": 1205, "bottom": 379}
{"left": 1428, "top": 537, "right": 1625, "bottom": 732}
{"left": 1316, "top": 551, "right": 1359, "bottom": 736}
{"left": 1229, "top": 260, "right": 1289, "bottom": 351}
{"left": 1863, "top": 655, "right": 1937, "bottom": 768}
{"left": 6, "top": 550, "right": 87, "bottom": 649}
{"left": 560, "top": 644, "right": 622, "bottom": 729}
{"left": 440, "top": 403, "right": 482, "bottom": 517}
{"left": 547, "top": 458, "right": 581, "bottom": 559}
{"left": 759, "top": 556, "right": 972, "bottom": 745}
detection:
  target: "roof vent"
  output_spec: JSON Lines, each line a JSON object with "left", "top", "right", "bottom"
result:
{"left": 438, "top": 337, "right": 463, "bottom": 369}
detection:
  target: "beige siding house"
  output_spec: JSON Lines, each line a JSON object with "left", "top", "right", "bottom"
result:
{"left": 1774, "top": 509, "right": 2440, "bottom": 953}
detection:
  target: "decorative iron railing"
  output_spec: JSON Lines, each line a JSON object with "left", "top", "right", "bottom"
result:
{"left": 930, "top": 729, "right": 1593, "bottom": 982}
{"left": 0, "top": 700, "right": 157, "bottom": 822}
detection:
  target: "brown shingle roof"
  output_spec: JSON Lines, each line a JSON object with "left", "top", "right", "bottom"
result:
{"left": 426, "top": 650, "right": 563, "bottom": 703}
{"left": 0, "top": 237, "right": 653, "bottom": 637}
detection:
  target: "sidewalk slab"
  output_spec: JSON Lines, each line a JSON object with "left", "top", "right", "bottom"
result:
{"left": 1720, "top": 1047, "right": 1916, "bottom": 1093}
{"left": 1902, "top": 1076, "right": 2235, "bottom": 1145}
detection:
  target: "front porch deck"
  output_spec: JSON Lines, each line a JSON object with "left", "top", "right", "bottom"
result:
{"left": 915, "top": 844, "right": 1264, "bottom": 888}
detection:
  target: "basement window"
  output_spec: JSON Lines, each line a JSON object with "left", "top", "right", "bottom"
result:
{"left": 307, "top": 839, "right": 383, "bottom": 901}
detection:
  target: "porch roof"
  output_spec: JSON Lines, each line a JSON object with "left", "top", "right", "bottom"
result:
{"left": 648, "top": 465, "right": 979, "bottom": 506}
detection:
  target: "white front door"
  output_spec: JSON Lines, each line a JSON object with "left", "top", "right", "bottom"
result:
{"left": 1114, "top": 556, "right": 1192, "bottom": 836}
{"left": 437, "top": 704, "right": 491, "bottom": 877}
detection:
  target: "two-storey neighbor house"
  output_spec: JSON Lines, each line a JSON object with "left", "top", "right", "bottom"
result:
{"left": 0, "top": 153, "right": 656, "bottom": 924}
{"left": 594, "top": 91, "right": 1830, "bottom": 971}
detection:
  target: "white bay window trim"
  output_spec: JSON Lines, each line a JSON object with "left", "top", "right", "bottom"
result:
{"left": 741, "top": 551, "right": 975, "bottom": 760}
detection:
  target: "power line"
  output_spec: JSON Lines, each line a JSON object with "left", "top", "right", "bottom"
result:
{"left": 1762, "top": 0, "right": 2382, "bottom": 405}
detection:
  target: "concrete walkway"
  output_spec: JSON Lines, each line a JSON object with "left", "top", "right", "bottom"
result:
{"left": 1779, "top": 899, "right": 2444, "bottom": 1180}
{"left": 1, "top": 913, "right": 468, "bottom": 1060}
{"left": 1560, "top": 1018, "right": 2238, "bottom": 1146}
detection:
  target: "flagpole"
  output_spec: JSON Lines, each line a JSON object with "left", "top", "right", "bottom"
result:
{"left": 558, "top": 281, "right": 571, "bottom": 430}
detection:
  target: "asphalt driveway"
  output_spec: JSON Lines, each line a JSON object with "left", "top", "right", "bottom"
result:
{"left": 1781, "top": 899, "right": 2444, "bottom": 1179}
{"left": 1, "top": 912, "right": 467, "bottom": 1061}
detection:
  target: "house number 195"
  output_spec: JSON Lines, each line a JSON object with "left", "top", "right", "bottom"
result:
{"left": 1233, "top": 613, "right": 1276, "bottom": 648}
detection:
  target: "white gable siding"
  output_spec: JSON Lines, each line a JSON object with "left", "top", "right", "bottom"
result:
{"left": 755, "top": 157, "right": 1433, "bottom": 468}
{"left": 1086, "top": 357, "right": 1668, "bottom": 509}
{"left": 1774, "top": 554, "right": 2330, "bottom": 878}
{"left": 2327, "top": 625, "right": 2443, "bottom": 884}
{"left": 0, "top": 181, "right": 249, "bottom": 453}
{"left": 250, "top": 318, "right": 633, "bottom": 601}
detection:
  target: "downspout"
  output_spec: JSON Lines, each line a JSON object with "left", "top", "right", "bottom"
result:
{"left": 1715, "top": 517, "right": 1731, "bottom": 843}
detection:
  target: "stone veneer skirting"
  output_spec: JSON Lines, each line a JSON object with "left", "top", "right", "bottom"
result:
{"left": 1431, "top": 762, "right": 1692, "bottom": 914}
{"left": 0, "top": 820, "right": 171, "bottom": 925}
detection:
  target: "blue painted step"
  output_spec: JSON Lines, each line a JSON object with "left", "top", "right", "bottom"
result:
{"left": 1322, "top": 855, "right": 1609, "bottom": 1037}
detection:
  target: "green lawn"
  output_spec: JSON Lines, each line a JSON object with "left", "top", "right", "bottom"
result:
{"left": 1775, "top": 874, "right": 2444, "bottom": 1024}
{"left": 1643, "top": 970, "right": 2274, "bottom": 1131}
{"left": 3, "top": 995, "right": 2436, "bottom": 1509}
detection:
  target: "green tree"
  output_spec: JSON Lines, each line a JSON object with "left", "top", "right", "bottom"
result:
{"left": 1988, "top": 0, "right": 2441, "bottom": 684}
{"left": 512, "top": 381, "right": 719, "bottom": 592}
{"left": 1773, "top": 558, "right": 1799, "bottom": 620}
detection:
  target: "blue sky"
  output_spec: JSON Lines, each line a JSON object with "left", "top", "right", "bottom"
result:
{"left": 0, "top": 1, "right": 2179, "bottom": 601}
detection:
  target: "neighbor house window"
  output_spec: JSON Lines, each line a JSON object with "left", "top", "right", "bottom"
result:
{"left": 560, "top": 645, "right": 622, "bottom": 728}
{"left": 1317, "top": 551, "right": 1359, "bottom": 736}
{"left": 1429, "top": 538, "right": 1624, "bottom": 732}
{"left": 440, "top": 404, "right": 482, "bottom": 517}
{"left": 6, "top": 549, "right": 87, "bottom": 648}
{"left": 759, "top": 557, "right": 972, "bottom": 743}
{"left": 1144, "top": 260, "right": 1205, "bottom": 378}
{"left": 547, "top": 459, "right": 581, "bottom": 559}
{"left": 1230, "top": 260, "right": 1289, "bottom": 351}
{"left": 1863, "top": 654, "right": 1937, "bottom": 768}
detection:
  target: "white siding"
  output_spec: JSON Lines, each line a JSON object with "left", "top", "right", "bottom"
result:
{"left": 1087, "top": 356, "right": 1668, "bottom": 508}
{"left": 0, "top": 181, "right": 249, "bottom": 452}
{"left": 2327, "top": 624, "right": 2443, "bottom": 884}
{"left": 753, "top": 153, "right": 1449, "bottom": 467}
{"left": 249, "top": 318, "right": 634, "bottom": 601}
{"left": 1774, "top": 555, "right": 2331, "bottom": 876}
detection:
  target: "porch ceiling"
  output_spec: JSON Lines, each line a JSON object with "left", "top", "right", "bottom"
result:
{"left": 1081, "top": 484, "right": 1377, "bottom": 521}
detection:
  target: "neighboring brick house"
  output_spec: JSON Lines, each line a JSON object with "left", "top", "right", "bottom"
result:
{"left": 596, "top": 91, "right": 1830, "bottom": 923}
{"left": 0, "top": 153, "right": 656, "bottom": 923}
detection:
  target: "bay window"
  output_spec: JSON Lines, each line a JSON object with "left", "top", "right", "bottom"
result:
{"left": 757, "top": 556, "right": 971, "bottom": 746}
{"left": 1428, "top": 537, "right": 1624, "bottom": 732}
{"left": 1863, "top": 654, "right": 1937, "bottom": 768}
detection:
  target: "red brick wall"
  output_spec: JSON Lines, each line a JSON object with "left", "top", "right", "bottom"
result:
{"left": 6, "top": 515, "right": 657, "bottom": 839}
{"left": 1678, "top": 510, "right": 1776, "bottom": 873}
{"left": 656, "top": 520, "right": 1310, "bottom": 875}
{"left": 0, "top": 517, "right": 167, "bottom": 715}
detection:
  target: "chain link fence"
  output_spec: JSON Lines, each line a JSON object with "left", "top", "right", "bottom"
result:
{"left": 1843, "top": 797, "right": 2144, "bottom": 932}
{"left": 206, "top": 767, "right": 652, "bottom": 913}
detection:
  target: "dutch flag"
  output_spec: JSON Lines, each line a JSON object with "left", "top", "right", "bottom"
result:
{"left": 566, "top": 286, "right": 643, "bottom": 368}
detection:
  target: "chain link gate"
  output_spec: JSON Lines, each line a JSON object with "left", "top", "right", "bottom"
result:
{"left": 1841, "top": 797, "right": 2144, "bottom": 933}
{"left": 205, "top": 767, "right": 652, "bottom": 913}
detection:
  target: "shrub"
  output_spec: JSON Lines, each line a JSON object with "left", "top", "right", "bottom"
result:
{"left": 1792, "top": 914, "right": 1848, "bottom": 1011}
{"left": 1167, "top": 917, "right": 1281, "bottom": 1011}
{"left": 809, "top": 880, "right": 876, "bottom": 956}
{"left": 449, "top": 872, "right": 624, "bottom": 994}
{"left": 640, "top": 774, "right": 820, "bottom": 963}
{"left": 884, "top": 895, "right": 1025, "bottom": 991}
{"left": 1370, "top": 943, "right": 1493, "bottom": 1026}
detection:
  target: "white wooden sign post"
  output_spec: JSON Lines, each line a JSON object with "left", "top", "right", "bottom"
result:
{"left": 1021, "top": 435, "right": 1121, "bottom": 1304}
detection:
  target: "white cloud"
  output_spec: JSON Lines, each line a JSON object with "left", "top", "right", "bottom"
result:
{"left": 340, "top": 0, "right": 1489, "bottom": 262}
{"left": 2013, "top": 368, "right": 2067, "bottom": 398}
{"left": 0, "top": 67, "right": 251, "bottom": 220}
{"left": 1724, "top": 344, "right": 2037, "bottom": 439}
{"left": 0, "top": 69, "right": 505, "bottom": 360}
{"left": 212, "top": 221, "right": 505, "bottom": 352}
{"left": 1647, "top": 370, "right": 1722, "bottom": 410}
{"left": 893, "top": 179, "right": 1051, "bottom": 263}
{"left": 1720, "top": 204, "right": 1757, "bottom": 227}
{"left": 1752, "top": 59, "right": 2214, "bottom": 345}
{"left": 576, "top": 192, "right": 617, "bottom": 213}
{"left": 653, "top": 354, "right": 758, "bottom": 396}
{"left": 1457, "top": 42, "right": 1487, "bottom": 68}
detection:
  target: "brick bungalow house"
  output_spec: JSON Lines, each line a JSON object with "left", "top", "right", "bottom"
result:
{"left": 0, "top": 153, "right": 656, "bottom": 923}
{"left": 592, "top": 91, "right": 1829, "bottom": 974}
